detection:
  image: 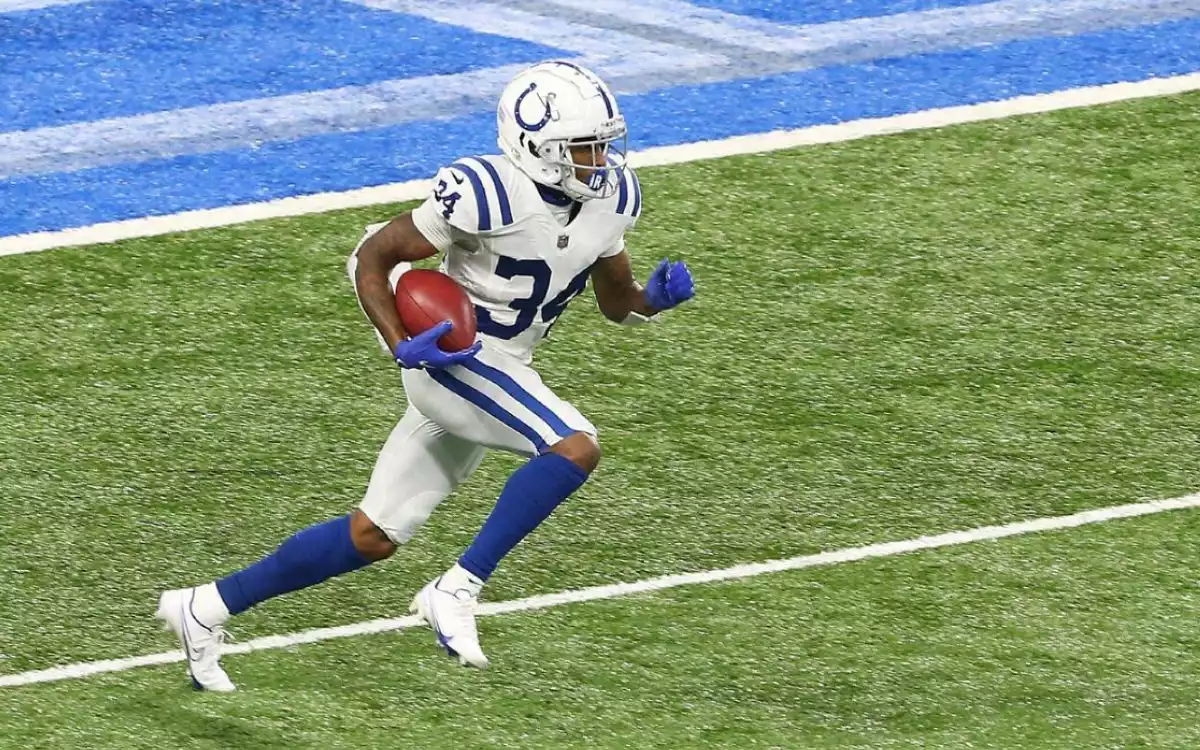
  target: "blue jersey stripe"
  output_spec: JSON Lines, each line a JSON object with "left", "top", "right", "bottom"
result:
{"left": 461, "top": 358, "right": 575, "bottom": 439}
{"left": 450, "top": 160, "right": 491, "bottom": 232}
{"left": 428, "top": 369, "right": 547, "bottom": 453}
{"left": 616, "top": 169, "right": 630, "bottom": 215}
{"left": 630, "top": 170, "right": 642, "bottom": 218}
{"left": 473, "top": 157, "right": 514, "bottom": 227}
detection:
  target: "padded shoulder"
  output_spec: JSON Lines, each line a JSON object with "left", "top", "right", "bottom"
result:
{"left": 428, "top": 156, "right": 518, "bottom": 235}
{"left": 612, "top": 166, "right": 642, "bottom": 221}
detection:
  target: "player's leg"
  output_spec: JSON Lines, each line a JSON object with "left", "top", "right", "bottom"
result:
{"left": 156, "top": 405, "right": 484, "bottom": 691}
{"left": 457, "top": 428, "right": 597, "bottom": 584}
{"left": 403, "top": 350, "right": 599, "bottom": 667}
{"left": 356, "top": 405, "right": 486, "bottom": 549}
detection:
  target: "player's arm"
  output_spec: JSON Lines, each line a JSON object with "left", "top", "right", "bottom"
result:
{"left": 592, "top": 248, "right": 696, "bottom": 324}
{"left": 353, "top": 212, "right": 439, "bottom": 352}
{"left": 591, "top": 249, "right": 656, "bottom": 322}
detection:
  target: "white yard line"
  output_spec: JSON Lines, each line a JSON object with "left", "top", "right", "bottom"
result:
{"left": 0, "top": 0, "right": 90, "bottom": 11}
{"left": 2, "top": 71, "right": 1198, "bottom": 258}
{"left": 547, "top": 0, "right": 1200, "bottom": 56}
{"left": 2, "top": 492, "right": 1198, "bottom": 689}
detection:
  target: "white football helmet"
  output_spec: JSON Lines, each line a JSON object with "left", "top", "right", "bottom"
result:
{"left": 497, "top": 60, "right": 627, "bottom": 201}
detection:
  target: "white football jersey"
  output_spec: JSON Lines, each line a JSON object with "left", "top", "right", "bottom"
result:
{"left": 410, "top": 155, "right": 642, "bottom": 363}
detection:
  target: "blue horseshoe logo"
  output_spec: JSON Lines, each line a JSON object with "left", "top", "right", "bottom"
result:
{"left": 514, "top": 82, "right": 553, "bottom": 132}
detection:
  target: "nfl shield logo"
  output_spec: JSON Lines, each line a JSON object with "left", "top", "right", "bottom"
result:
{"left": 557, "top": 234, "right": 570, "bottom": 249}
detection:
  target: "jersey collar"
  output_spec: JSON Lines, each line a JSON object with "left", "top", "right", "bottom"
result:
{"left": 536, "top": 182, "right": 576, "bottom": 207}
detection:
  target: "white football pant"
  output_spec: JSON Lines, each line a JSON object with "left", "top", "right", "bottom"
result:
{"left": 348, "top": 230, "right": 594, "bottom": 544}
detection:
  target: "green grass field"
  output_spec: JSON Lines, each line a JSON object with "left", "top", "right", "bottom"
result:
{"left": 2, "top": 91, "right": 1199, "bottom": 748}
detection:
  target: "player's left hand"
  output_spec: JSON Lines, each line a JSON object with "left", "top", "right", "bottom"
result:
{"left": 394, "top": 321, "right": 481, "bottom": 370}
{"left": 644, "top": 258, "right": 695, "bottom": 312}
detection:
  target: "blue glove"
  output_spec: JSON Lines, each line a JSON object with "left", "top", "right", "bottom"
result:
{"left": 394, "top": 321, "right": 481, "bottom": 370}
{"left": 644, "top": 258, "right": 695, "bottom": 312}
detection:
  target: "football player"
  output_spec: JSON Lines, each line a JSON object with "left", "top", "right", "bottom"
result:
{"left": 158, "top": 60, "right": 695, "bottom": 691}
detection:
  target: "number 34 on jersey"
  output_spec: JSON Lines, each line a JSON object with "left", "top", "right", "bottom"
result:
{"left": 410, "top": 154, "right": 642, "bottom": 363}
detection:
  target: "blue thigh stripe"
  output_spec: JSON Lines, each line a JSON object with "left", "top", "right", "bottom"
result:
{"left": 461, "top": 358, "right": 575, "bottom": 439}
{"left": 428, "top": 370, "right": 547, "bottom": 453}
{"left": 473, "top": 158, "right": 514, "bottom": 227}
{"left": 451, "top": 160, "right": 491, "bottom": 231}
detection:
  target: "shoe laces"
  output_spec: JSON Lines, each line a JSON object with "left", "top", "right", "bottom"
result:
{"left": 199, "top": 624, "right": 233, "bottom": 654}
{"left": 434, "top": 580, "right": 479, "bottom": 606}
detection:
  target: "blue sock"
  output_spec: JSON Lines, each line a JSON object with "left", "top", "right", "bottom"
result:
{"left": 216, "top": 514, "right": 372, "bottom": 615}
{"left": 459, "top": 452, "right": 589, "bottom": 581}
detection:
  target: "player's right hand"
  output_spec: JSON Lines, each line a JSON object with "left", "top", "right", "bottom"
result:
{"left": 644, "top": 258, "right": 696, "bottom": 311}
{"left": 393, "top": 321, "right": 481, "bottom": 370}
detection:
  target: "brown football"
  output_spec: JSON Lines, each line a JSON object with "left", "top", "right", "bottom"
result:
{"left": 393, "top": 269, "right": 478, "bottom": 352}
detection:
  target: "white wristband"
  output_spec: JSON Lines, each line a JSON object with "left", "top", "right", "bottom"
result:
{"left": 620, "top": 310, "right": 660, "bottom": 326}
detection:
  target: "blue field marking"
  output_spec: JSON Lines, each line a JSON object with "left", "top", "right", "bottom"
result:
{"left": 619, "top": 16, "right": 1200, "bottom": 147}
{"left": 3, "top": 16, "right": 1198, "bottom": 238}
{"left": 684, "top": 0, "right": 997, "bottom": 26}
{"left": 4, "top": 1, "right": 1200, "bottom": 238}
{"left": 14, "top": 0, "right": 1198, "bottom": 184}
{"left": 0, "top": 0, "right": 560, "bottom": 131}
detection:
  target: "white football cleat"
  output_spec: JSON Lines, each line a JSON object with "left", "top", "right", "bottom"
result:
{"left": 410, "top": 574, "right": 489, "bottom": 669}
{"left": 156, "top": 587, "right": 236, "bottom": 692}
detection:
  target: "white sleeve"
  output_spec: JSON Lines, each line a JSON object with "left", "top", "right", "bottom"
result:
{"left": 599, "top": 234, "right": 626, "bottom": 258}
{"left": 411, "top": 198, "right": 455, "bottom": 252}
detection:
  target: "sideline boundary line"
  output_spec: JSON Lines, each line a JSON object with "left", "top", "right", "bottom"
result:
{"left": 3, "top": 492, "right": 1198, "bottom": 689}
{"left": 2, "top": 72, "right": 1199, "bottom": 257}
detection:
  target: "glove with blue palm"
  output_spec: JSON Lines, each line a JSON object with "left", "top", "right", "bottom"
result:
{"left": 394, "top": 321, "right": 481, "bottom": 370}
{"left": 644, "top": 258, "right": 696, "bottom": 312}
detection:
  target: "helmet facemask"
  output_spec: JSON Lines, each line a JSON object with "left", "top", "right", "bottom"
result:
{"left": 541, "top": 128, "right": 628, "bottom": 201}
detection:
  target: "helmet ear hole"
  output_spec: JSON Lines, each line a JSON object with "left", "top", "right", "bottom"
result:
{"left": 527, "top": 140, "right": 540, "bottom": 158}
